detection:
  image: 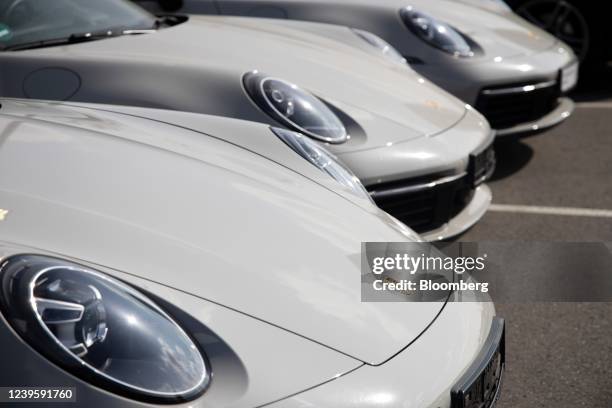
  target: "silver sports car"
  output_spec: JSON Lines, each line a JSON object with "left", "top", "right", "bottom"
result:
{"left": 148, "top": 0, "right": 579, "bottom": 136}
{"left": 0, "top": 0, "right": 495, "bottom": 240}
{"left": 0, "top": 99, "right": 502, "bottom": 408}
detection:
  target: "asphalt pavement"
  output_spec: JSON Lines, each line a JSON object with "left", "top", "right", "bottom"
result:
{"left": 458, "top": 81, "right": 612, "bottom": 407}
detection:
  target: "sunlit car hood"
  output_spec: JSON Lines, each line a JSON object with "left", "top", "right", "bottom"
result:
{"left": 452, "top": 0, "right": 513, "bottom": 14}
{"left": 19, "top": 15, "right": 468, "bottom": 148}
{"left": 195, "top": 0, "right": 558, "bottom": 60}
{"left": 410, "top": 0, "right": 558, "bottom": 59}
{"left": 0, "top": 99, "right": 444, "bottom": 365}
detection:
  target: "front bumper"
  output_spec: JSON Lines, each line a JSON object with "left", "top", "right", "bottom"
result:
{"left": 451, "top": 317, "right": 505, "bottom": 408}
{"left": 338, "top": 109, "right": 493, "bottom": 240}
{"left": 413, "top": 43, "right": 578, "bottom": 135}
{"left": 364, "top": 134, "right": 495, "bottom": 241}
{"left": 369, "top": 176, "right": 492, "bottom": 241}
{"left": 493, "top": 96, "right": 574, "bottom": 137}
{"left": 420, "top": 184, "right": 492, "bottom": 241}
{"left": 268, "top": 301, "right": 499, "bottom": 408}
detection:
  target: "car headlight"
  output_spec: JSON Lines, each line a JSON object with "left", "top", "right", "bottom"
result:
{"left": 271, "top": 127, "right": 372, "bottom": 202}
{"left": 400, "top": 6, "right": 477, "bottom": 57}
{"left": 0, "top": 255, "right": 209, "bottom": 403}
{"left": 351, "top": 28, "right": 407, "bottom": 65}
{"left": 244, "top": 71, "right": 348, "bottom": 143}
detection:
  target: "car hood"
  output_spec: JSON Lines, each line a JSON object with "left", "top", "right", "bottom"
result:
{"left": 0, "top": 99, "right": 445, "bottom": 365}
{"left": 195, "top": 0, "right": 557, "bottom": 60}
{"left": 25, "top": 15, "right": 467, "bottom": 146}
{"left": 410, "top": 0, "right": 559, "bottom": 58}
{"left": 451, "top": 0, "right": 514, "bottom": 14}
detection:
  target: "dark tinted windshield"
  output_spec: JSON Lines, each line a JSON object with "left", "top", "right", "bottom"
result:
{"left": 0, "top": 0, "right": 157, "bottom": 49}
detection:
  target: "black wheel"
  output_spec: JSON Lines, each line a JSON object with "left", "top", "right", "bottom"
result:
{"left": 515, "top": 0, "right": 589, "bottom": 61}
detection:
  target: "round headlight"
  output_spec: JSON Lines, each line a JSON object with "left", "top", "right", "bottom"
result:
{"left": 0, "top": 255, "right": 209, "bottom": 403}
{"left": 271, "top": 127, "right": 372, "bottom": 202}
{"left": 400, "top": 7, "right": 475, "bottom": 57}
{"left": 351, "top": 28, "right": 407, "bottom": 65}
{"left": 244, "top": 72, "right": 348, "bottom": 143}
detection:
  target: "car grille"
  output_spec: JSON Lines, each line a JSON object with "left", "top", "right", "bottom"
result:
{"left": 369, "top": 173, "right": 475, "bottom": 233}
{"left": 451, "top": 318, "right": 505, "bottom": 408}
{"left": 475, "top": 79, "right": 561, "bottom": 130}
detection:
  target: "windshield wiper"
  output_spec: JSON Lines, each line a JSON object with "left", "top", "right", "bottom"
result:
{"left": 3, "top": 30, "right": 116, "bottom": 51}
{"left": 69, "top": 29, "right": 118, "bottom": 42}
{"left": 3, "top": 28, "right": 156, "bottom": 51}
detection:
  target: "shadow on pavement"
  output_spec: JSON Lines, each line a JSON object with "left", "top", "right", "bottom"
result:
{"left": 490, "top": 139, "right": 533, "bottom": 182}
{"left": 570, "top": 64, "right": 612, "bottom": 102}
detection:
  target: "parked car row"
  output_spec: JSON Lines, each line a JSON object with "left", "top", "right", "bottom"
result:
{"left": 141, "top": 0, "right": 578, "bottom": 134}
{"left": 0, "top": 0, "right": 575, "bottom": 407}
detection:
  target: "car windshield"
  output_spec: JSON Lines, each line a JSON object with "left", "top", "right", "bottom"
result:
{"left": 0, "top": 0, "right": 157, "bottom": 50}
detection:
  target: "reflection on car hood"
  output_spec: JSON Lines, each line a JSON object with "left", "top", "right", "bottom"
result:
{"left": 29, "top": 15, "right": 467, "bottom": 145}
{"left": 411, "top": 0, "right": 558, "bottom": 58}
{"left": 0, "top": 99, "right": 445, "bottom": 365}
{"left": 451, "top": 0, "right": 513, "bottom": 14}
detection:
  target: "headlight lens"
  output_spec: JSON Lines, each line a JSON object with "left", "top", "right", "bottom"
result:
{"left": 351, "top": 28, "right": 407, "bottom": 65}
{"left": 272, "top": 127, "right": 372, "bottom": 201}
{"left": 244, "top": 71, "right": 348, "bottom": 143}
{"left": 0, "top": 255, "right": 209, "bottom": 403}
{"left": 400, "top": 7, "right": 474, "bottom": 57}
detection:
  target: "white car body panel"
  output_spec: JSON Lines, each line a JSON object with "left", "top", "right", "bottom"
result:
{"left": 0, "top": 99, "right": 442, "bottom": 365}
{"left": 0, "top": 99, "right": 497, "bottom": 407}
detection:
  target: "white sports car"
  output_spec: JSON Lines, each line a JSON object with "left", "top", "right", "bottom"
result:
{"left": 0, "top": 99, "right": 503, "bottom": 408}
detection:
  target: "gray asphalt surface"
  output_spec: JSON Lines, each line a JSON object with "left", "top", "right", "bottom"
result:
{"left": 459, "top": 92, "right": 612, "bottom": 407}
